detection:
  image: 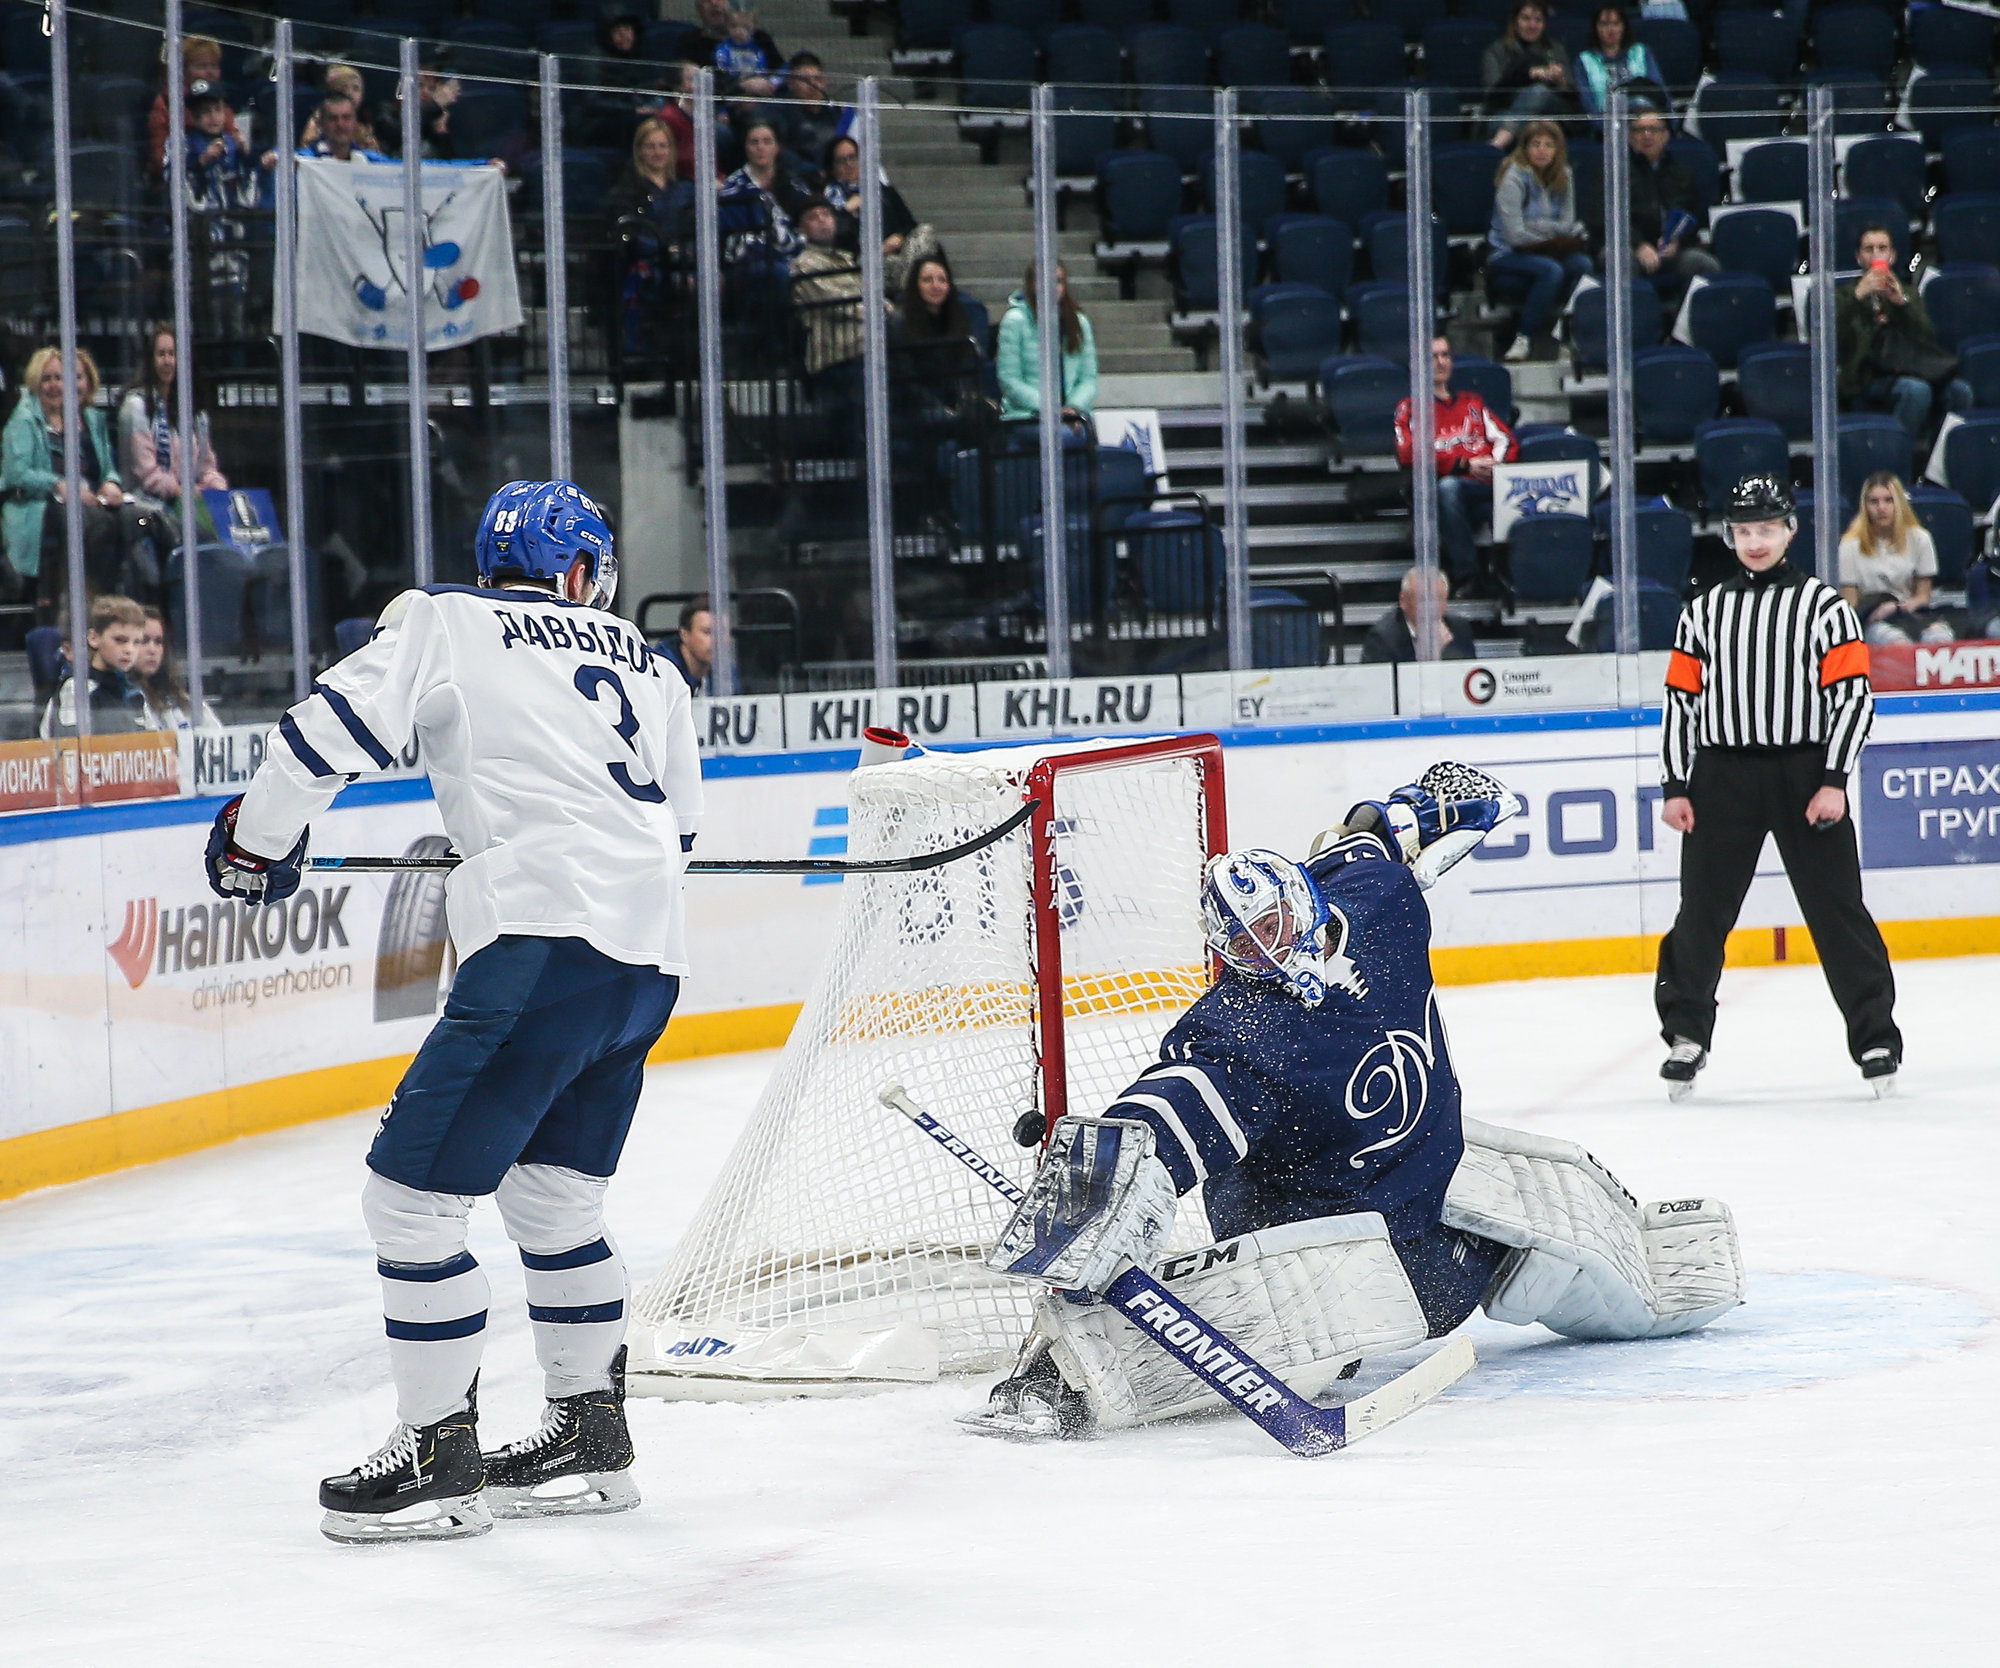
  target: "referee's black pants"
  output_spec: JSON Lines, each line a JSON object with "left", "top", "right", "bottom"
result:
{"left": 1655, "top": 746, "right": 1901, "bottom": 1065}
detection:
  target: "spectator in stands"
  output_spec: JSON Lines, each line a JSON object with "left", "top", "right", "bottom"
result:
{"left": 709, "top": 6, "right": 781, "bottom": 99}
{"left": 567, "top": 5, "right": 660, "bottom": 151}
{"left": 1361, "top": 567, "right": 1478, "bottom": 662}
{"left": 819, "top": 134, "right": 922, "bottom": 279}
{"left": 303, "top": 94, "right": 376, "bottom": 164}
{"left": 3, "top": 347, "right": 136, "bottom": 624}
{"left": 1483, "top": 2, "right": 1577, "bottom": 150}
{"left": 644, "top": 64, "right": 702, "bottom": 180}
{"left": 654, "top": 594, "right": 714, "bottom": 693}
{"left": 608, "top": 118, "right": 695, "bottom": 227}
{"left": 721, "top": 118, "right": 810, "bottom": 260}
{"left": 1576, "top": 6, "right": 1660, "bottom": 120}
{"left": 896, "top": 257, "right": 983, "bottom": 371}
{"left": 783, "top": 54, "right": 850, "bottom": 164}
{"left": 1610, "top": 107, "right": 1717, "bottom": 307}
{"left": 1395, "top": 335, "right": 1519, "bottom": 595}
{"left": 375, "top": 57, "right": 466, "bottom": 163}
{"left": 1839, "top": 473, "right": 1954, "bottom": 645}
{"left": 40, "top": 594, "right": 149, "bottom": 738}
{"left": 688, "top": 0, "right": 782, "bottom": 79}
{"left": 791, "top": 201, "right": 869, "bottom": 401}
{"left": 133, "top": 603, "right": 218, "bottom": 731}
{"left": 1488, "top": 121, "right": 1593, "bottom": 363}
{"left": 116, "top": 326, "right": 226, "bottom": 597}
{"left": 1836, "top": 225, "right": 1972, "bottom": 451}
{"left": 998, "top": 262, "right": 1098, "bottom": 432}
{"left": 147, "top": 34, "right": 242, "bottom": 183}
{"left": 298, "top": 65, "right": 382, "bottom": 154}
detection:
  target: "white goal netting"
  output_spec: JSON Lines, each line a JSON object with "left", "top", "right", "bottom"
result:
{"left": 628, "top": 738, "right": 1220, "bottom": 1396}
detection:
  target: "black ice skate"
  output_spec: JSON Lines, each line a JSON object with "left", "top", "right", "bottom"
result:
{"left": 1661, "top": 1038, "right": 1708, "bottom": 1102}
{"left": 958, "top": 1340, "right": 1096, "bottom": 1442}
{"left": 319, "top": 1387, "right": 490, "bottom": 1545}
{"left": 481, "top": 1346, "right": 640, "bottom": 1519}
{"left": 1861, "top": 1047, "right": 1899, "bottom": 1099}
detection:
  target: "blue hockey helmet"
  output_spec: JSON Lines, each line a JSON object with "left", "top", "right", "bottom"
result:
{"left": 1201, "top": 850, "right": 1335, "bottom": 1008}
{"left": 475, "top": 480, "right": 618, "bottom": 609}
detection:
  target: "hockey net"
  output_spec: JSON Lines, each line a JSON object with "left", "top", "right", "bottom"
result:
{"left": 628, "top": 735, "right": 1225, "bottom": 1396}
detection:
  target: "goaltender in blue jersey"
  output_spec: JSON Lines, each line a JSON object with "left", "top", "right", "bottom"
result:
{"left": 970, "top": 764, "right": 1750, "bottom": 1442}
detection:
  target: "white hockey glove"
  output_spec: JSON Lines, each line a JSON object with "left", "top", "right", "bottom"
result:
{"left": 1319, "top": 762, "right": 1524, "bottom": 890}
{"left": 985, "top": 1117, "right": 1178, "bottom": 1298}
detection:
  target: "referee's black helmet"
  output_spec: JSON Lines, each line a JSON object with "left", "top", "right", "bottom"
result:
{"left": 1724, "top": 473, "right": 1796, "bottom": 523}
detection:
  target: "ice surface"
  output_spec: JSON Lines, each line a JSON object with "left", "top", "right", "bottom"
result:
{"left": 3, "top": 960, "right": 1996, "bottom": 1665}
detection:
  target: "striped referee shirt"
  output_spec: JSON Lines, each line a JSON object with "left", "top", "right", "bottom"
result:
{"left": 1661, "top": 561, "right": 1872, "bottom": 796}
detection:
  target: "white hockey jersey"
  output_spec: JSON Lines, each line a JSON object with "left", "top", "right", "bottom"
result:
{"left": 235, "top": 583, "right": 704, "bottom": 974}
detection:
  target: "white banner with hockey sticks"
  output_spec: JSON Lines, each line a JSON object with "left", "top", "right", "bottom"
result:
{"left": 295, "top": 158, "right": 523, "bottom": 351}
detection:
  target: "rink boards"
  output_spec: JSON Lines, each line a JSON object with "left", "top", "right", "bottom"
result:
{"left": 2, "top": 691, "right": 1996, "bottom": 1198}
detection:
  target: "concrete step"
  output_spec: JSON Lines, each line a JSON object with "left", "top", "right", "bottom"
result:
{"left": 931, "top": 230, "right": 1094, "bottom": 262}
{"left": 1100, "top": 347, "right": 1200, "bottom": 373}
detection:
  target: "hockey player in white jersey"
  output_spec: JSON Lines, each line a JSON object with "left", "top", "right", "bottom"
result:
{"left": 970, "top": 764, "right": 1746, "bottom": 1441}
{"left": 204, "top": 481, "right": 703, "bottom": 1542}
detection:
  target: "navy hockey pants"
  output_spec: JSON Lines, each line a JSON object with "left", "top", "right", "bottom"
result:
{"left": 369, "top": 934, "right": 680, "bottom": 1196}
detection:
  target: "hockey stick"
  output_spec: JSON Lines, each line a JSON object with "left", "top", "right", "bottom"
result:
{"left": 305, "top": 798, "right": 1040, "bottom": 877}
{"left": 879, "top": 1085, "right": 1475, "bottom": 1458}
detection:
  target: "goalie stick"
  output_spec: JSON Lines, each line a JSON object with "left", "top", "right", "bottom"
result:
{"left": 878, "top": 1086, "right": 1475, "bottom": 1459}
{"left": 305, "top": 798, "right": 1040, "bottom": 877}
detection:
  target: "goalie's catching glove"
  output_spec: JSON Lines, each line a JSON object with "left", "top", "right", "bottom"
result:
{"left": 1318, "top": 761, "right": 1524, "bottom": 891}
{"left": 985, "top": 1116, "right": 1177, "bottom": 1298}
{"left": 204, "top": 795, "right": 308, "bottom": 904}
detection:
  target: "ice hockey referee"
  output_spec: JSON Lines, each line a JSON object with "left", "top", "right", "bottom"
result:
{"left": 1654, "top": 473, "right": 1902, "bottom": 1101}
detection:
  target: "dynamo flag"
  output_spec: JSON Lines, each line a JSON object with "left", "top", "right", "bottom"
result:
{"left": 295, "top": 157, "right": 523, "bottom": 351}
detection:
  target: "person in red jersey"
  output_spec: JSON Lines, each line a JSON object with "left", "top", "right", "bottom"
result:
{"left": 1395, "top": 336, "right": 1518, "bottom": 594}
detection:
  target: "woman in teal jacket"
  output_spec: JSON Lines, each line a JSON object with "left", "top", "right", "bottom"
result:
{"left": 996, "top": 261, "right": 1098, "bottom": 430}
{"left": 2, "top": 345, "right": 132, "bottom": 619}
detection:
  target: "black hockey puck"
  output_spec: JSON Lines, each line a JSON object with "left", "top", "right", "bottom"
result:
{"left": 1012, "top": 1109, "right": 1046, "bottom": 1148}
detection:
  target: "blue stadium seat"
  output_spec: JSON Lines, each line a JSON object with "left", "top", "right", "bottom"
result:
{"left": 525, "top": 151, "right": 610, "bottom": 218}
{"left": 1736, "top": 342, "right": 1814, "bottom": 442}
{"left": 1052, "top": 97, "right": 1118, "bottom": 176}
{"left": 1255, "top": 92, "right": 1339, "bottom": 172}
{"left": 1568, "top": 140, "right": 1603, "bottom": 220}
{"left": 1257, "top": 289, "right": 1345, "bottom": 381}
{"left": 1044, "top": 24, "right": 1123, "bottom": 87}
{"left": 1842, "top": 136, "right": 1928, "bottom": 225}
{"left": 989, "top": 0, "right": 1063, "bottom": 34}
{"left": 1450, "top": 354, "right": 1516, "bottom": 425}
{"left": 1958, "top": 334, "right": 2000, "bottom": 409}
{"left": 447, "top": 19, "right": 532, "bottom": 78}
{"left": 1696, "top": 418, "right": 1790, "bottom": 513}
{"left": 1946, "top": 130, "right": 2000, "bottom": 195}
{"left": 1628, "top": 581, "right": 1685, "bottom": 650}
{"left": 536, "top": 20, "right": 597, "bottom": 56}
{"left": 1251, "top": 588, "right": 1326, "bottom": 668}
{"left": 1126, "top": 508, "right": 1224, "bottom": 616}
{"left": 1569, "top": 280, "right": 1665, "bottom": 371}
{"left": 1921, "top": 263, "right": 2000, "bottom": 350}
{"left": 1131, "top": 25, "right": 1211, "bottom": 87}
{"left": 1369, "top": 84, "right": 1464, "bottom": 170}
{"left": 1321, "top": 353, "right": 1406, "bottom": 458}
{"left": 1274, "top": 0, "right": 1357, "bottom": 49}
{"left": 1077, "top": 0, "right": 1154, "bottom": 32}
{"left": 897, "top": 0, "right": 976, "bottom": 55}
{"left": 1835, "top": 196, "right": 1911, "bottom": 273}
{"left": 1909, "top": 7, "right": 1994, "bottom": 74}
{"left": 1905, "top": 72, "right": 1996, "bottom": 153}
{"left": 1322, "top": 21, "right": 1405, "bottom": 93}
{"left": 1686, "top": 273, "right": 1777, "bottom": 371}
{"left": 1372, "top": 0, "right": 1450, "bottom": 43}
{"left": 447, "top": 84, "right": 530, "bottom": 155}
{"left": 1812, "top": 4, "right": 1897, "bottom": 77}
{"left": 1837, "top": 412, "right": 1914, "bottom": 503}
{"left": 1694, "top": 75, "right": 1785, "bottom": 148}
{"left": 1791, "top": 487, "right": 1821, "bottom": 572}
{"left": 466, "top": 0, "right": 556, "bottom": 26}
{"left": 1711, "top": 208, "right": 1800, "bottom": 297}
{"left": 1200, "top": 149, "right": 1289, "bottom": 239}
{"left": 1362, "top": 211, "right": 1448, "bottom": 295}
{"left": 1935, "top": 195, "right": 2000, "bottom": 271}
{"left": 1171, "top": 215, "right": 1258, "bottom": 310}
{"left": 1667, "top": 135, "right": 1722, "bottom": 223}
{"left": 1098, "top": 150, "right": 1185, "bottom": 246}
{"left": 1908, "top": 485, "right": 1977, "bottom": 586}
{"left": 1215, "top": 24, "right": 1292, "bottom": 89}
{"left": 1421, "top": 19, "right": 1492, "bottom": 92}
{"left": 1143, "top": 88, "right": 1216, "bottom": 169}
{"left": 1940, "top": 415, "right": 2000, "bottom": 518}
{"left": 1507, "top": 515, "right": 1595, "bottom": 605}
{"left": 1802, "top": 71, "right": 1891, "bottom": 137}
{"left": 1634, "top": 503, "right": 1695, "bottom": 593}
{"left": 1430, "top": 141, "right": 1500, "bottom": 238}
{"left": 1309, "top": 147, "right": 1389, "bottom": 229}
{"left": 1637, "top": 16, "right": 1702, "bottom": 92}
{"left": 959, "top": 25, "right": 1038, "bottom": 110}
{"left": 1715, "top": 10, "right": 1802, "bottom": 81}
{"left": 1735, "top": 139, "right": 1809, "bottom": 206}
{"left": 1352, "top": 285, "right": 1414, "bottom": 361}
{"left": 1517, "top": 429, "right": 1602, "bottom": 469}
{"left": 1633, "top": 344, "right": 1721, "bottom": 446}
{"left": 1268, "top": 213, "right": 1353, "bottom": 294}
{"left": 1169, "top": 0, "right": 1239, "bottom": 36}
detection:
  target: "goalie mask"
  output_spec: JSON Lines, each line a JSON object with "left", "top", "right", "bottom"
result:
{"left": 1201, "top": 851, "right": 1357, "bottom": 1009}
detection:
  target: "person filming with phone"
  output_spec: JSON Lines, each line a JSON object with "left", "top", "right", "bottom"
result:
{"left": 1836, "top": 225, "right": 1971, "bottom": 453}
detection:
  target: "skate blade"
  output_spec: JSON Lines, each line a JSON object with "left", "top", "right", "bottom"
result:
{"left": 488, "top": 1470, "right": 640, "bottom": 1519}
{"left": 1665, "top": 1078, "right": 1696, "bottom": 1103}
{"left": 321, "top": 1492, "right": 493, "bottom": 1545}
{"left": 1870, "top": 1073, "right": 1897, "bottom": 1100}
{"left": 956, "top": 1406, "right": 1063, "bottom": 1443}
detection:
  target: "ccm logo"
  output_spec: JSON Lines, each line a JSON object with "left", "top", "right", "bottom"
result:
{"left": 1158, "top": 1241, "right": 1243, "bottom": 1282}
{"left": 1656, "top": 1199, "right": 1707, "bottom": 1214}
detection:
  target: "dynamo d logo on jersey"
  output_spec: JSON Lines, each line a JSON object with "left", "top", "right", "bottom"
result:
{"left": 105, "top": 886, "right": 358, "bottom": 1011}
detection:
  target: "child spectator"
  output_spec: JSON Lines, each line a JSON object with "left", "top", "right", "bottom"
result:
{"left": 134, "top": 603, "right": 219, "bottom": 730}
{"left": 147, "top": 35, "right": 243, "bottom": 182}
{"left": 1839, "top": 473, "right": 1953, "bottom": 645}
{"left": 184, "top": 83, "right": 266, "bottom": 339}
{"left": 712, "top": 8, "right": 779, "bottom": 98}
{"left": 1395, "top": 335, "right": 1518, "bottom": 594}
{"left": 41, "top": 594, "right": 150, "bottom": 737}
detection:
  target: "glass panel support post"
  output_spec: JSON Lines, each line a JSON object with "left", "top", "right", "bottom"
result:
{"left": 858, "top": 78, "right": 897, "bottom": 690}
{"left": 1031, "top": 83, "right": 1070, "bottom": 680}
{"left": 1215, "top": 87, "right": 1251, "bottom": 671}
{"left": 692, "top": 69, "right": 735, "bottom": 694}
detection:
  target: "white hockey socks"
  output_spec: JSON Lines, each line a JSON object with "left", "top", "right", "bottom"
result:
{"left": 497, "top": 1164, "right": 626, "bottom": 1399}
{"left": 363, "top": 1175, "right": 490, "bottom": 1429}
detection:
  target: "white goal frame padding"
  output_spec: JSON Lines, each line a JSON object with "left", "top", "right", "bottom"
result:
{"left": 627, "top": 736, "right": 1226, "bottom": 1397}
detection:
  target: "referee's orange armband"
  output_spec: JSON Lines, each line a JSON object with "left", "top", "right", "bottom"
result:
{"left": 1819, "top": 640, "right": 1870, "bottom": 687}
{"left": 1665, "top": 650, "right": 1704, "bottom": 694}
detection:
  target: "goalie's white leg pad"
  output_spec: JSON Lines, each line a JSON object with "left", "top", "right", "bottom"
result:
{"left": 1445, "top": 1118, "right": 1744, "bottom": 1341}
{"left": 1036, "top": 1213, "right": 1430, "bottom": 1431}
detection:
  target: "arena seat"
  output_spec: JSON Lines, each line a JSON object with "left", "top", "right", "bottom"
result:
{"left": 1696, "top": 419, "right": 1791, "bottom": 515}
{"left": 1685, "top": 272, "right": 1777, "bottom": 371}
{"left": 1633, "top": 344, "right": 1721, "bottom": 447}
{"left": 1736, "top": 342, "right": 1814, "bottom": 442}
{"left": 1321, "top": 353, "right": 1406, "bottom": 457}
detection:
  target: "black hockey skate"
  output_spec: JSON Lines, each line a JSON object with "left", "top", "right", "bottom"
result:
{"left": 1661, "top": 1038, "right": 1708, "bottom": 1102}
{"left": 481, "top": 1346, "right": 640, "bottom": 1519}
{"left": 1860, "top": 1047, "right": 1899, "bottom": 1099}
{"left": 958, "top": 1341, "right": 1096, "bottom": 1443}
{"left": 319, "top": 1384, "right": 490, "bottom": 1545}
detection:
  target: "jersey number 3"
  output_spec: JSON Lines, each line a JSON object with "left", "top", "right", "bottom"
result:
{"left": 573, "top": 666, "right": 667, "bottom": 803}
